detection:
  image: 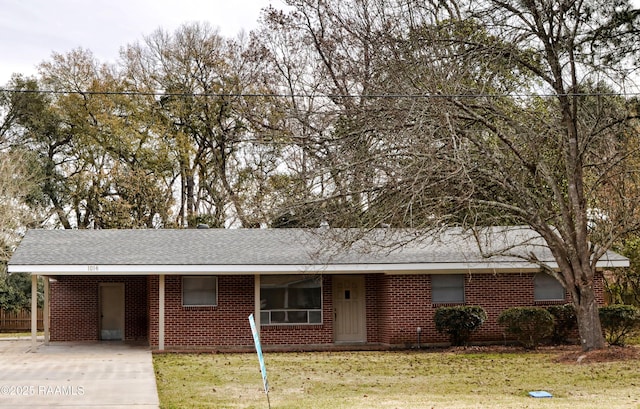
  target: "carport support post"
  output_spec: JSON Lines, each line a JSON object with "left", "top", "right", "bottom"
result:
{"left": 159, "top": 274, "right": 165, "bottom": 351}
{"left": 254, "top": 274, "right": 261, "bottom": 330}
{"left": 43, "top": 276, "right": 50, "bottom": 344}
{"left": 31, "top": 274, "right": 38, "bottom": 347}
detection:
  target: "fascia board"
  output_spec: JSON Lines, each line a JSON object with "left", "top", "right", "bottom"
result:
{"left": 8, "top": 258, "right": 627, "bottom": 275}
{"left": 6, "top": 261, "right": 553, "bottom": 275}
{"left": 595, "top": 258, "right": 629, "bottom": 269}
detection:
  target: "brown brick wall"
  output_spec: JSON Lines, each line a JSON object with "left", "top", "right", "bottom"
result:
{"left": 148, "top": 275, "right": 335, "bottom": 348}
{"left": 372, "top": 274, "right": 432, "bottom": 346}
{"left": 52, "top": 271, "right": 605, "bottom": 348}
{"left": 372, "top": 273, "right": 544, "bottom": 345}
{"left": 148, "top": 275, "right": 255, "bottom": 348}
{"left": 365, "top": 274, "right": 382, "bottom": 343}
{"left": 371, "top": 272, "right": 605, "bottom": 346}
{"left": 49, "top": 275, "right": 147, "bottom": 342}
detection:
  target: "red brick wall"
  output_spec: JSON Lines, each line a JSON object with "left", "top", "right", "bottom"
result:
{"left": 52, "top": 271, "right": 605, "bottom": 348}
{"left": 465, "top": 273, "right": 535, "bottom": 342}
{"left": 365, "top": 274, "right": 382, "bottom": 343}
{"left": 372, "top": 273, "right": 544, "bottom": 345}
{"left": 372, "top": 275, "right": 432, "bottom": 346}
{"left": 149, "top": 275, "right": 335, "bottom": 349}
{"left": 594, "top": 272, "right": 605, "bottom": 305}
{"left": 148, "top": 275, "right": 254, "bottom": 348}
{"left": 49, "top": 275, "right": 147, "bottom": 342}
{"left": 371, "top": 272, "right": 605, "bottom": 346}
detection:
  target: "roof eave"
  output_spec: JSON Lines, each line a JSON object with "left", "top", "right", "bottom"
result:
{"left": 10, "top": 260, "right": 628, "bottom": 275}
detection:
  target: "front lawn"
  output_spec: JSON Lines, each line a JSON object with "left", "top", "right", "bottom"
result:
{"left": 153, "top": 347, "right": 640, "bottom": 409}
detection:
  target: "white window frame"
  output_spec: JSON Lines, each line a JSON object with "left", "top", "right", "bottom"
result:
{"left": 182, "top": 276, "right": 218, "bottom": 307}
{"left": 534, "top": 273, "right": 565, "bottom": 302}
{"left": 260, "top": 275, "right": 322, "bottom": 325}
{"left": 431, "top": 274, "right": 465, "bottom": 304}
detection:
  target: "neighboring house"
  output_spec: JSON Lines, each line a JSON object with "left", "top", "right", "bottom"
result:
{"left": 7, "top": 227, "right": 628, "bottom": 350}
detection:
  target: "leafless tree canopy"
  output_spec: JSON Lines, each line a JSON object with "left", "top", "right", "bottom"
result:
{"left": 258, "top": 0, "right": 640, "bottom": 350}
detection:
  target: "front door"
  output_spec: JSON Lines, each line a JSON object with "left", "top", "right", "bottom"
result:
{"left": 333, "top": 275, "right": 366, "bottom": 343}
{"left": 99, "top": 283, "right": 124, "bottom": 340}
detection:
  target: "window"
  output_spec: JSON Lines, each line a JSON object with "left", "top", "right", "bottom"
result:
{"left": 260, "top": 275, "right": 322, "bottom": 325}
{"left": 534, "top": 273, "right": 565, "bottom": 301}
{"left": 182, "top": 276, "right": 217, "bottom": 306}
{"left": 432, "top": 274, "right": 465, "bottom": 304}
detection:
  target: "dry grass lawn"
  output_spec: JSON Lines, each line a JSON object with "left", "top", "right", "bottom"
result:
{"left": 153, "top": 346, "right": 640, "bottom": 409}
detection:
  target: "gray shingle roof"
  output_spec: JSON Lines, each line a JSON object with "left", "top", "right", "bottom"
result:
{"left": 8, "top": 227, "right": 628, "bottom": 273}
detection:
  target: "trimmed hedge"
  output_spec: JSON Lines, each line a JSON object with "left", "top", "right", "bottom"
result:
{"left": 498, "top": 307, "right": 554, "bottom": 349}
{"left": 599, "top": 304, "right": 640, "bottom": 346}
{"left": 546, "top": 304, "right": 577, "bottom": 344}
{"left": 434, "top": 306, "right": 487, "bottom": 346}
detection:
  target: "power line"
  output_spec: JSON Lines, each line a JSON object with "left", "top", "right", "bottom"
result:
{"left": 1, "top": 88, "right": 639, "bottom": 99}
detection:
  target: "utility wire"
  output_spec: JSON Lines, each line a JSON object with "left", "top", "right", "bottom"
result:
{"left": 1, "top": 88, "right": 640, "bottom": 99}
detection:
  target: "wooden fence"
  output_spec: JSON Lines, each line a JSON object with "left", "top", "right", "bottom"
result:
{"left": 0, "top": 308, "right": 43, "bottom": 332}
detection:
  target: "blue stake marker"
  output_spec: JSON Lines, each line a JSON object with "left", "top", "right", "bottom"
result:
{"left": 249, "top": 314, "right": 270, "bottom": 407}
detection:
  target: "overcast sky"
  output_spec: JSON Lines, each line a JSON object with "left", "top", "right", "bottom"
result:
{"left": 0, "top": 0, "right": 279, "bottom": 84}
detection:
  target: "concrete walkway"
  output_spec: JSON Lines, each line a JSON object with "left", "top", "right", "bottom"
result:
{"left": 0, "top": 339, "right": 159, "bottom": 408}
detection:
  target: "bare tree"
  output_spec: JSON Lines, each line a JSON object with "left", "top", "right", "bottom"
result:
{"left": 429, "top": 0, "right": 640, "bottom": 351}
{"left": 122, "top": 23, "right": 287, "bottom": 228}
{"left": 265, "top": 0, "right": 640, "bottom": 350}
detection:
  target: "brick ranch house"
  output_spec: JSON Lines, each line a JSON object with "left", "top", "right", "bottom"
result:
{"left": 8, "top": 227, "right": 627, "bottom": 350}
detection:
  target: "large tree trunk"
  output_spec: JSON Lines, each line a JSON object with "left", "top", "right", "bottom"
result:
{"left": 574, "top": 284, "right": 606, "bottom": 351}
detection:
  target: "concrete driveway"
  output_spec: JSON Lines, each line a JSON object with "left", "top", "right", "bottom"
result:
{"left": 0, "top": 339, "right": 159, "bottom": 408}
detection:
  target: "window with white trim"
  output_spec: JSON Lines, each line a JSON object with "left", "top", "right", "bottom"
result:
{"left": 534, "top": 273, "right": 565, "bottom": 301}
{"left": 182, "top": 276, "right": 217, "bottom": 306}
{"left": 432, "top": 274, "right": 465, "bottom": 304}
{"left": 260, "top": 275, "right": 322, "bottom": 325}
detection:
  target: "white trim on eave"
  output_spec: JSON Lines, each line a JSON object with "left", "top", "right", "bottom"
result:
{"left": 7, "top": 258, "right": 628, "bottom": 275}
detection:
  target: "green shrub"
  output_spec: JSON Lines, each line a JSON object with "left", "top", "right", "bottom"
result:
{"left": 546, "top": 304, "right": 577, "bottom": 344}
{"left": 599, "top": 304, "right": 640, "bottom": 346}
{"left": 434, "top": 306, "right": 487, "bottom": 346}
{"left": 497, "top": 307, "right": 554, "bottom": 349}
